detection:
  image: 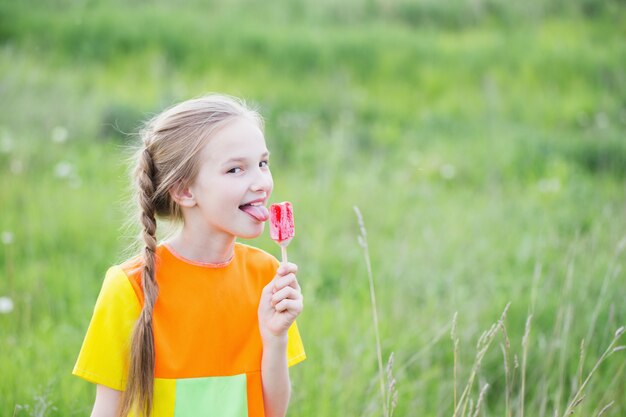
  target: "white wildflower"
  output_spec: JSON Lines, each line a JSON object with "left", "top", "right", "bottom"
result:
{"left": 0, "top": 296, "right": 14, "bottom": 314}
{"left": 54, "top": 162, "right": 73, "bottom": 178}
{"left": 1, "top": 231, "right": 13, "bottom": 245}
{"left": 51, "top": 126, "right": 69, "bottom": 143}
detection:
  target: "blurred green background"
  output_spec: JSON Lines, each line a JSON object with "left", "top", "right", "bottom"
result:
{"left": 1, "top": 0, "right": 625, "bottom": 416}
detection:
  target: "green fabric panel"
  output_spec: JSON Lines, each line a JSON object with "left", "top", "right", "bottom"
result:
{"left": 174, "top": 374, "right": 248, "bottom": 417}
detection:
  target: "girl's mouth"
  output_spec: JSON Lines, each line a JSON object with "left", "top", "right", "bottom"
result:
{"left": 238, "top": 202, "right": 269, "bottom": 222}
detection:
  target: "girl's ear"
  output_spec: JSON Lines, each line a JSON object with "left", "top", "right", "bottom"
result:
{"left": 169, "top": 180, "right": 196, "bottom": 208}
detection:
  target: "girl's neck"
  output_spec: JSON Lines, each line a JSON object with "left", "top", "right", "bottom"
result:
{"left": 165, "top": 225, "right": 236, "bottom": 265}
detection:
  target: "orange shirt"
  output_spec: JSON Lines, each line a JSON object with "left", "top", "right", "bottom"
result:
{"left": 73, "top": 243, "right": 305, "bottom": 417}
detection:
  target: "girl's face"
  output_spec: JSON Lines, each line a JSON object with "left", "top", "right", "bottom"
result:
{"left": 186, "top": 117, "right": 274, "bottom": 239}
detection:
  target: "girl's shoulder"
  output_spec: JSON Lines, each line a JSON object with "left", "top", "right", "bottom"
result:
{"left": 96, "top": 253, "right": 144, "bottom": 303}
{"left": 119, "top": 253, "right": 143, "bottom": 275}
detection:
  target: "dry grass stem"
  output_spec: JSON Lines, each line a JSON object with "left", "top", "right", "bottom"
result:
{"left": 499, "top": 316, "right": 512, "bottom": 417}
{"left": 585, "top": 240, "right": 624, "bottom": 345}
{"left": 354, "top": 206, "right": 388, "bottom": 417}
{"left": 500, "top": 343, "right": 511, "bottom": 417}
{"left": 520, "top": 314, "right": 532, "bottom": 417}
{"left": 591, "top": 360, "right": 625, "bottom": 416}
{"left": 557, "top": 305, "right": 573, "bottom": 407}
{"left": 454, "top": 304, "right": 509, "bottom": 417}
{"left": 451, "top": 312, "right": 459, "bottom": 414}
{"left": 561, "top": 326, "right": 625, "bottom": 417}
{"left": 386, "top": 352, "right": 398, "bottom": 417}
{"left": 568, "top": 394, "right": 586, "bottom": 414}
{"left": 472, "top": 384, "right": 489, "bottom": 417}
{"left": 596, "top": 401, "right": 614, "bottom": 417}
{"left": 576, "top": 339, "right": 585, "bottom": 390}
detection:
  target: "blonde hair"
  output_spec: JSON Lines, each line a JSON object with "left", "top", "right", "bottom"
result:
{"left": 119, "top": 94, "right": 263, "bottom": 417}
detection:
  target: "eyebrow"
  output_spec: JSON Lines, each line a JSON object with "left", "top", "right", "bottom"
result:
{"left": 222, "top": 151, "right": 270, "bottom": 165}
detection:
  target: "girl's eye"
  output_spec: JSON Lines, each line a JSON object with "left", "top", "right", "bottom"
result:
{"left": 260, "top": 160, "right": 269, "bottom": 168}
{"left": 227, "top": 167, "right": 242, "bottom": 174}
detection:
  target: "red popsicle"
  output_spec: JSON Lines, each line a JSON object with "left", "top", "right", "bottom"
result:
{"left": 269, "top": 201, "right": 294, "bottom": 263}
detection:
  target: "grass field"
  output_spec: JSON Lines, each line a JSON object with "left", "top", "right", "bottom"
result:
{"left": 1, "top": 1, "right": 625, "bottom": 416}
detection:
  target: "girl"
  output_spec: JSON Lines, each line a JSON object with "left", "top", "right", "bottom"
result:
{"left": 73, "top": 94, "right": 306, "bottom": 417}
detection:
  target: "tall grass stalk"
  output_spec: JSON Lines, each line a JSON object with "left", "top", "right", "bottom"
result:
{"left": 561, "top": 326, "right": 625, "bottom": 416}
{"left": 585, "top": 239, "right": 625, "bottom": 345}
{"left": 591, "top": 360, "right": 626, "bottom": 415}
{"left": 454, "top": 304, "right": 510, "bottom": 417}
{"left": 556, "top": 260, "right": 575, "bottom": 408}
{"left": 500, "top": 344, "right": 510, "bottom": 416}
{"left": 595, "top": 401, "right": 614, "bottom": 416}
{"left": 499, "top": 320, "right": 512, "bottom": 417}
{"left": 451, "top": 312, "right": 459, "bottom": 414}
{"left": 354, "top": 206, "right": 391, "bottom": 417}
{"left": 472, "top": 384, "right": 489, "bottom": 417}
{"left": 520, "top": 315, "right": 533, "bottom": 417}
{"left": 386, "top": 353, "right": 398, "bottom": 417}
{"left": 576, "top": 339, "right": 585, "bottom": 390}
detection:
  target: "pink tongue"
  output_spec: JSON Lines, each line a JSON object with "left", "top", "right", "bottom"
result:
{"left": 240, "top": 205, "right": 269, "bottom": 222}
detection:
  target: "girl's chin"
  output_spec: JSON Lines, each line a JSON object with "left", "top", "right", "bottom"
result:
{"left": 236, "top": 224, "right": 266, "bottom": 240}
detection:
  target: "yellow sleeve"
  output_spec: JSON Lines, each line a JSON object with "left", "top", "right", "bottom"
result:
{"left": 287, "top": 320, "right": 306, "bottom": 367}
{"left": 72, "top": 266, "right": 141, "bottom": 390}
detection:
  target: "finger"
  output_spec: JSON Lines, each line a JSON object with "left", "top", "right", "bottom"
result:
{"left": 274, "top": 298, "right": 304, "bottom": 314}
{"left": 286, "top": 276, "right": 301, "bottom": 291}
{"left": 271, "top": 286, "right": 301, "bottom": 306}
{"left": 276, "top": 262, "right": 298, "bottom": 277}
{"left": 273, "top": 273, "right": 300, "bottom": 292}
{"left": 273, "top": 273, "right": 295, "bottom": 291}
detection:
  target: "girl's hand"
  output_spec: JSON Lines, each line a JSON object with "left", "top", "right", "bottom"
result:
{"left": 258, "top": 262, "right": 303, "bottom": 343}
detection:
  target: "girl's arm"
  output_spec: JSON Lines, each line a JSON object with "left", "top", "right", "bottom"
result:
{"left": 90, "top": 385, "right": 121, "bottom": 417}
{"left": 258, "top": 262, "right": 304, "bottom": 417}
{"left": 261, "top": 335, "right": 291, "bottom": 417}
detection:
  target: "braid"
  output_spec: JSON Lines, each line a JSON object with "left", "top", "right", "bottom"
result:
{"left": 119, "top": 147, "right": 159, "bottom": 417}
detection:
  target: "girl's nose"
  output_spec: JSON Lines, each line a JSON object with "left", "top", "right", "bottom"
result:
{"left": 251, "top": 169, "right": 273, "bottom": 192}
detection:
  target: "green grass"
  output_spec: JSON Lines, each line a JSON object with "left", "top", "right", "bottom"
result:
{"left": 1, "top": 1, "right": 625, "bottom": 416}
